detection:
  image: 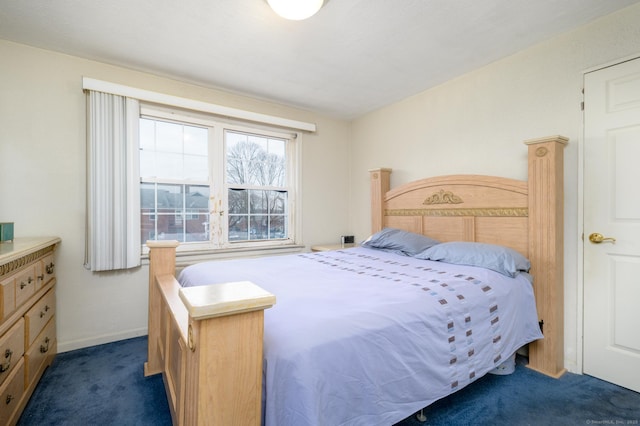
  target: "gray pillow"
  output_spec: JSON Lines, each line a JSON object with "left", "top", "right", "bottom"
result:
{"left": 417, "top": 241, "right": 530, "bottom": 278}
{"left": 361, "top": 228, "right": 440, "bottom": 256}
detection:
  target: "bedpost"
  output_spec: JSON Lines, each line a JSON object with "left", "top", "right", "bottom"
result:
{"left": 144, "top": 240, "right": 180, "bottom": 377}
{"left": 524, "top": 135, "right": 568, "bottom": 378}
{"left": 370, "top": 168, "right": 392, "bottom": 234}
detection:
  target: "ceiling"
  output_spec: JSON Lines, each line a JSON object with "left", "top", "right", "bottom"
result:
{"left": 1, "top": 0, "right": 638, "bottom": 119}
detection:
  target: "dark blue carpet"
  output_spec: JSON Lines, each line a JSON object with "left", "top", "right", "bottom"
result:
{"left": 18, "top": 336, "right": 640, "bottom": 425}
{"left": 18, "top": 336, "right": 171, "bottom": 426}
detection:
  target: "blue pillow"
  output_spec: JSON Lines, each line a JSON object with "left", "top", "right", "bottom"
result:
{"left": 361, "top": 228, "right": 440, "bottom": 256}
{"left": 417, "top": 241, "right": 530, "bottom": 278}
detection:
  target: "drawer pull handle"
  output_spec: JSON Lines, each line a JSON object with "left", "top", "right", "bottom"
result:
{"left": 20, "top": 281, "right": 27, "bottom": 289}
{"left": 46, "top": 263, "right": 55, "bottom": 274}
{"left": 6, "top": 394, "right": 13, "bottom": 405}
{"left": 28, "top": 277, "right": 33, "bottom": 283}
{"left": 37, "top": 274, "right": 45, "bottom": 281}
{"left": 0, "top": 349, "right": 12, "bottom": 372}
{"left": 40, "top": 337, "right": 50, "bottom": 354}
{"left": 40, "top": 305, "right": 50, "bottom": 318}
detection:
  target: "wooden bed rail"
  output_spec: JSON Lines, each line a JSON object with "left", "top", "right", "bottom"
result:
{"left": 145, "top": 241, "right": 276, "bottom": 425}
{"left": 145, "top": 240, "right": 179, "bottom": 377}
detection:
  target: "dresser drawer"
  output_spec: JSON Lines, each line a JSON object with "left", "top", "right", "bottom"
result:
{"left": 0, "top": 274, "right": 15, "bottom": 320}
{"left": 0, "top": 358, "right": 25, "bottom": 426}
{"left": 15, "top": 266, "right": 36, "bottom": 308}
{"left": 25, "top": 317, "right": 56, "bottom": 386}
{"left": 37, "top": 253, "right": 56, "bottom": 290}
{"left": 0, "top": 237, "right": 60, "bottom": 425}
{"left": 25, "top": 288, "right": 55, "bottom": 347}
{"left": 0, "top": 319, "right": 25, "bottom": 386}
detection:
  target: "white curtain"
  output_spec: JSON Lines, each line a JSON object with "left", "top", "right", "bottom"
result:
{"left": 85, "top": 91, "right": 141, "bottom": 271}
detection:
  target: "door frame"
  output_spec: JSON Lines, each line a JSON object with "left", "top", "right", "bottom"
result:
{"left": 579, "top": 52, "right": 640, "bottom": 375}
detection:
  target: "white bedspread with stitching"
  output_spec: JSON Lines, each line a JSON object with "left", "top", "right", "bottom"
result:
{"left": 179, "top": 247, "right": 543, "bottom": 426}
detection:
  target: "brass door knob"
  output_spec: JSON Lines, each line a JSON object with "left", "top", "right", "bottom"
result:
{"left": 588, "top": 233, "right": 616, "bottom": 244}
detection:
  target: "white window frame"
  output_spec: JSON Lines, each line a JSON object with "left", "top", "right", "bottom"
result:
{"left": 139, "top": 105, "right": 303, "bottom": 255}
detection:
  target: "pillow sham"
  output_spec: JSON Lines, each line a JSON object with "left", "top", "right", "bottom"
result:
{"left": 361, "top": 228, "right": 440, "bottom": 256}
{"left": 417, "top": 241, "right": 530, "bottom": 278}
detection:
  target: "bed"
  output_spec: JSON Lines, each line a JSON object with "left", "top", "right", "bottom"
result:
{"left": 144, "top": 135, "right": 568, "bottom": 425}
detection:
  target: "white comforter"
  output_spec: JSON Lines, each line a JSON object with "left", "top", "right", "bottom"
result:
{"left": 179, "top": 247, "right": 543, "bottom": 426}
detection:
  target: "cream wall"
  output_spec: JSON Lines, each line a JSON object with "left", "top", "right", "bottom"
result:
{"left": 0, "top": 40, "right": 351, "bottom": 351}
{"left": 349, "top": 4, "right": 640, "bottom": 373}
{"left": 2, "top": 3, "right": 640, "bottom": 365}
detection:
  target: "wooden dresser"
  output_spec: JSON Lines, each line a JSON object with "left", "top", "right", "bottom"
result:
{"left": 0, "top": 237, "right": 60, "bottom": 425}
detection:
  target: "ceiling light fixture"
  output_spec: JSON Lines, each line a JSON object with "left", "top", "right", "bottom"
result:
{"left": 267, "top": 0, "right": 324, "bottom": 20}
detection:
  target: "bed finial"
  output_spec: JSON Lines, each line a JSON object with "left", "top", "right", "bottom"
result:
{"left": 370, "top": 168, "right": 392, "bottom": 234}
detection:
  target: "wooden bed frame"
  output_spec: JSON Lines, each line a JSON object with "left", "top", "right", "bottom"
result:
{"left": 144, "top": 135, "right": 567, "bottom": 425}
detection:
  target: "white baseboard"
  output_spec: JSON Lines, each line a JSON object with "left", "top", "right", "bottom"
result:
{"left": 564, "top": 360, "right": 580, "bottom": 375}
{"left": 57, "top": 327, "right": 148, "bottom": 353}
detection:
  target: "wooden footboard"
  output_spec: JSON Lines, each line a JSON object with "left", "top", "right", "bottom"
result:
{"left": 144, "top": 241, "right": 276, "bottom": 425}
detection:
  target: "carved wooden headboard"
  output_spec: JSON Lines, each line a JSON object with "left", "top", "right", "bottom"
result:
{"left": 369, "top": 135, "right": 568, "bottom": 378}
{"left": 371, "top": 174, "right": 529, "bottom": 256}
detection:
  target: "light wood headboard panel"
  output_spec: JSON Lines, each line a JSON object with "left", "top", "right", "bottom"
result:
{"left": 370, "top": 135, "right": 568, "bottom": 378}
{"left": 381, "top": 175, "right": 529, "bottom": 256}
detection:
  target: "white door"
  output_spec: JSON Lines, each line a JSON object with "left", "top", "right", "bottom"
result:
{"left": 583, "top": 56, "right": 640, "bottom": 393}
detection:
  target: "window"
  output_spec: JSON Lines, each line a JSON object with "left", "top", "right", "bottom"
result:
{"left": 226, "top": 130, "right": 288, "bottom": 242}
{"left": 139, "top": 108, "right": 298, "bottom": 250}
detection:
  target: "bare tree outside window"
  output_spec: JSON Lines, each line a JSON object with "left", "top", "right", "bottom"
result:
{"left": 226, "top": 131, "right": 288, "bottom": 241}
{"left": 139, "top": 114, "right": 294, "bottom": 248}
